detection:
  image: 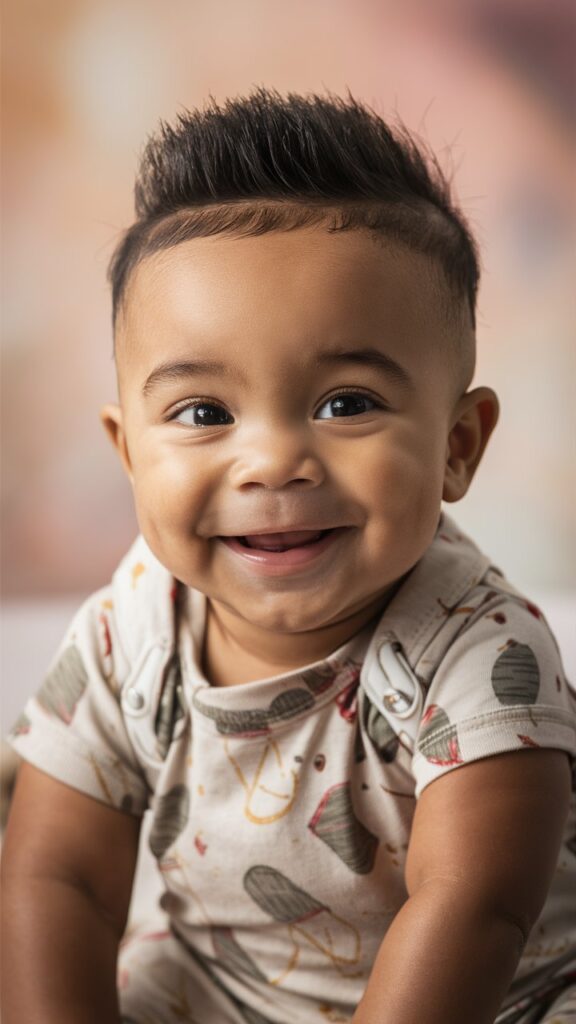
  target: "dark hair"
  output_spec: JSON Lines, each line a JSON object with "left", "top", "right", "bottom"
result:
{"left": 108, "top": 87, "right": 480, "bottom": 332}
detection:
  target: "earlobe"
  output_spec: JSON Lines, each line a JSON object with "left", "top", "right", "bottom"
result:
{"left": 100, "top": 403, "right": 133, "bottom": 482}
{"left": 442, "top": 387, "right": 499, "bottom": 503}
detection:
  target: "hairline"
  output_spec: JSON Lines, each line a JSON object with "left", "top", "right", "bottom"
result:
{"left": 113, "top": 198, "right": 476, "bottom": 330}
{"left": 114, "top": 199, "right": 473, "bottom": 319}
{"left": 114, "top": 204, "right": 476, "bottom": 399}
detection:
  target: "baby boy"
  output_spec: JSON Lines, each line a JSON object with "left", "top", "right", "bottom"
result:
{"left": 3, "top": 88, "right": 575, "bottom": 1024}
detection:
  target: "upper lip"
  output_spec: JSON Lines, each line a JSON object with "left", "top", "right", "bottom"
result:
{"left": 217, "top": 525, "right": 347, "bottom": 537}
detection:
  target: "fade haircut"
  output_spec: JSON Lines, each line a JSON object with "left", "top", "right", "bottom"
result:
{"left": 108, "top": 87, "right": 480, "bottom": 343}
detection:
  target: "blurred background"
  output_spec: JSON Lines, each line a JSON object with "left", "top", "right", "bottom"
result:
{"left": 2, "top": 0, "right": 576, "bottom": 728}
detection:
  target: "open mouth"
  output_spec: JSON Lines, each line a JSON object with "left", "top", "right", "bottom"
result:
{"left": 234, "top": 529, "right": 330, "bottom": 552}
{"left": 218, "top": 528, "right": 347, "bottom": 572}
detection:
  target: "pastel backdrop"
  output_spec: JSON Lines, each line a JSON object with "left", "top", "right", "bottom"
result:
{"left": 2, "top": 0, "right": 575, "bottom": 729}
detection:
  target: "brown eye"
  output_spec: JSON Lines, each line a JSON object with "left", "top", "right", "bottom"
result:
{"left": 315, "top": 393, "right": 379, "bottom": 419}
{"left": 173, "top": 402, "right": 233, "bottom": 427}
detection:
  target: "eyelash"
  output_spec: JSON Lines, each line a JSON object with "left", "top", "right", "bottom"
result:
{"left": 167, "top": 388, "right": 387, "bottom": 427}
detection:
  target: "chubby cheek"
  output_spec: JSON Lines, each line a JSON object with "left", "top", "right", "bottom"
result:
{"left": 358, "top": 427, "right": 447, "bottom": 568}
{"left": 129, "top": 445, "right": 212, "bottom": 555}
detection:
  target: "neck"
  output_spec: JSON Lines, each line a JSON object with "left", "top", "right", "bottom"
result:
{"left": 201, "top": 589, "right": 399, "bottom": 687}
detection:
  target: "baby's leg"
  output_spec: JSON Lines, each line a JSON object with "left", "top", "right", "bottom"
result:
{"left": 118, "top": 922, "right": 253, "bottom": 1024}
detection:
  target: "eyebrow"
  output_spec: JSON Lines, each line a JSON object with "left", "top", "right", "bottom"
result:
{"left": 141, "top": 346, "right": 414, "bottom": 396}
{"left": 142, "top": 359, "right": 240, "bottom": 396}
{"left": 316, "top": 347, "right": 414, "bottom": 390}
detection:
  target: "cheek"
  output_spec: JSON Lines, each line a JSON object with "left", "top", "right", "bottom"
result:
{"left": 353, "top": 426, "right": 446, "bottom": 505}
{"left": 355, "top": 427, "right": 448, "bottom": 561}
{"left": 130, "top": 444, "right": 211, "bottom": 531}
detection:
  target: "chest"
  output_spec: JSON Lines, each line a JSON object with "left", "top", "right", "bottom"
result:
{"left": 147, "top": 691, "right": 416, "bottom": 933}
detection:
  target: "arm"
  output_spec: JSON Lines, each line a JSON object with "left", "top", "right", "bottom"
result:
{"left": 352, "top": 748, "right": 572, "bottom": 1024}
{"left": 1, "top": 761, "right": 142, "bottom": 1024}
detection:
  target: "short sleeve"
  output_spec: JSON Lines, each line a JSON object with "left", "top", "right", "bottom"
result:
{"left": 412, "top": 599, "right": 576, "bottom": 799}
{"left": 6, "top": 587, "right": 150, "bottom": 817}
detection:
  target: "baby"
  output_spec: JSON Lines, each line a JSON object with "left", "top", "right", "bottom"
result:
{"left": 2, "top": 88, "right": 575, "bottom": 1024}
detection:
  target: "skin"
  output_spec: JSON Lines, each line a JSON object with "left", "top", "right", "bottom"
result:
{"left": 102, "top": 227, "right": 499, "bottom": 685}
{"left": 4, "top": 226, "right": 571, "bottom": 1024}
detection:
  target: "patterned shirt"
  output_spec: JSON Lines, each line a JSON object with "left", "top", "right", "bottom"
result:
{"left": 8, "top": 513, "right": 576, "bottom": 1023}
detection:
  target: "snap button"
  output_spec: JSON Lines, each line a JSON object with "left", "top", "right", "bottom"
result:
{"left": 383, "top": 689, "right": 413, "bottom": 715}
{"left": 377, "top": 641, "right": 421, "bottom": 720}
{"left": 125, "top": 688, "right": 145, "bottom": 711}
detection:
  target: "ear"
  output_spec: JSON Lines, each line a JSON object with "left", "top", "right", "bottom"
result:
{"left": 100, "top": 403, "right": 133, "bottom": 483}
{"left": 442, "top": 387, "right": 499, "bottom": 503}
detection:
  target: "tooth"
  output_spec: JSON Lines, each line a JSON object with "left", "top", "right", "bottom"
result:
{"left": 244, "top": 531, "right": 323, "bottom": 549}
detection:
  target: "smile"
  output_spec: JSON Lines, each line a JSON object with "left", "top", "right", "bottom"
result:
{"left": 237, "top": 529, "right": 327, "bottom": 551}
{"left": 218, "top": 527, "right": 350, "bottom": 574}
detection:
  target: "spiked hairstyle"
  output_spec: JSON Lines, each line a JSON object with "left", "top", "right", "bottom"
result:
{"left": 108, "top": 87, "right": 480, "bottom": 337}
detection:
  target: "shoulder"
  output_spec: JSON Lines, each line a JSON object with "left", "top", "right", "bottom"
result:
{"left": 412, "top": 582, "right": 576, "bottom": 798}
{"left": 5, "top": 538, "right": 172, "bottom": 814}
{"left": 395, "top": 512, "right": 573, "bottom": 706}
{"left": 21, "top": 535, "right": 180, "bottom": 711}
{"left": 58, "top": 535, "right": 179, "bottom": 682}
{"left": 430, "top": 578, "right": 572, "bottom": 706}
{"left": 362, "top": 513, "right": 576, "bottom": 794}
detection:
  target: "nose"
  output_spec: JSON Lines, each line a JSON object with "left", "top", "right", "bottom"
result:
{"left": 229, "top": 424, "right": 326, "bottom": 491}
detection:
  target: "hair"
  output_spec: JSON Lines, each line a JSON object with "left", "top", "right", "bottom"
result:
{"left": 108, "top": 87, "right": 480, "bottom": 344}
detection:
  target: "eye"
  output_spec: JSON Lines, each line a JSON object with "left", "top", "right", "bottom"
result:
{"left": 315, "top": 391, "right": 381, "bottom": 419}
{"left": 171, "top": 401, "right": 234, "bottom": 427}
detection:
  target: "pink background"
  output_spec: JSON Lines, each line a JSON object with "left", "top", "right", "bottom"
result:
{"left": 2, "top": 0, "right": 575, "bottom": 598}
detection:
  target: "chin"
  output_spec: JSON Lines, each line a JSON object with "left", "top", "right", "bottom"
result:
{"left": 220, "top": 594, "right": 333, "bottom": 634}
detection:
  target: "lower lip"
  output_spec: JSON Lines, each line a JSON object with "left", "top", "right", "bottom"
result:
{"left": 218, "top": 528, "right": 350, "bottom": 575}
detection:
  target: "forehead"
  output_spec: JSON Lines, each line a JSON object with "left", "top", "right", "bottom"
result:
{"left": 116, "top": 228, "right": 454, "bottom": 380}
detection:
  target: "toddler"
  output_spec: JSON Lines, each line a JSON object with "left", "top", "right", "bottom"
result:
{"left": 3, "top": 88, "right": 575, "bottom": 1024}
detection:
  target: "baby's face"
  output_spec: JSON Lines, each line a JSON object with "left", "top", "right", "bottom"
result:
{"left": 105, "top": 227, "right": 479, "bottom": 637}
